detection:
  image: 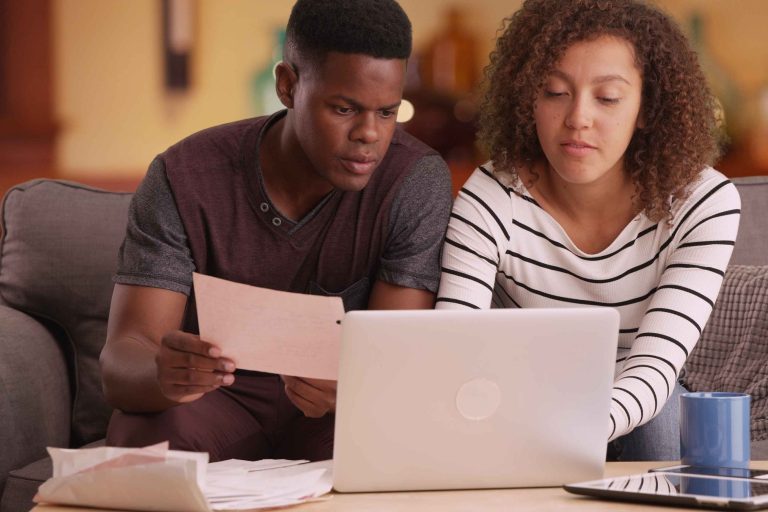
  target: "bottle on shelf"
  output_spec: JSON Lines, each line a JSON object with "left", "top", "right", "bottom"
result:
{"left": 688, "top": 11, "right": 743, "bottom": 144}
{"left": 251, "top": 29, "right": 286, "bottom": 116}
{"left": 400, "top": 7, "right": 483, "bottom": 195}
{"left": 747, "top": 85, "right": 768, "bottom": 169}
{"left": 419, "top": 7, "right": 478, "bottom": 98}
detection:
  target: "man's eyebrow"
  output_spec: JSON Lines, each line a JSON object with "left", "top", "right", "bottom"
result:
{"left": 331, "top": 95, "right": 401, "bottom": 111}
{"left": 550, "top": 69, "right": 632, "bottom": 85}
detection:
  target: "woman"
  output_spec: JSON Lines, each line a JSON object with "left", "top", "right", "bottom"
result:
{"left": 436, "top": 0, "right": 741, "bottom": 460}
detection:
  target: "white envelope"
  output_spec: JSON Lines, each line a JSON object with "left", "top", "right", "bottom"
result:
{"left": 36, "top": 443, "right": 210, "bottom": 512}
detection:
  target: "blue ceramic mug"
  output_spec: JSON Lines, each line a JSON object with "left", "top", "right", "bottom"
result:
{"left": 680, "top": 392, "right": 751, "bottom": 469}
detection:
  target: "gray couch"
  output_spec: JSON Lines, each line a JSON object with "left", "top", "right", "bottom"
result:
{"left": 0, "top": 177, "right": 767, "bottom": 512}
{"left": 0, "top": 180, "right": 132, "bottom": 512}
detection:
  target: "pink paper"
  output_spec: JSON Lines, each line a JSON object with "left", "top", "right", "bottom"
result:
{"left": 193, "top": 273, "right": 344, "bottom": 380}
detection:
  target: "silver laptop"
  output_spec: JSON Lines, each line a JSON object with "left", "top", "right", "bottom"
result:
{"left": 332, "top": 307, "right": 619, "bottom": 492}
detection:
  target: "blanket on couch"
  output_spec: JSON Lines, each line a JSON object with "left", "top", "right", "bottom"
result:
{"left": 683, "top": 265, "right": 768, "bottom": 441}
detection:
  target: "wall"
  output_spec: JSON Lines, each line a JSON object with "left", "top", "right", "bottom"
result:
{"left": 54, "top": 0, "right": 293, "bottom": 178}
{"left": 52, "top": 0, "right": 768, "bottom": 180}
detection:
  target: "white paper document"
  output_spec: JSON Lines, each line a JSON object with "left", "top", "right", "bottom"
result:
{"left": 193, "top": 272, "right": 345, "bottom": 380}
{"left": 35, "top": 444, "right": 333, "bottom": 511}
{"left": 205, "top": 458, "right": 333, "bottom": 510}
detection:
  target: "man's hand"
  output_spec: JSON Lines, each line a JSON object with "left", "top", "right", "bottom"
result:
{"left": 156, "top": 330, "right": 236, "bottom": 403}
{"left": 281, "top": 376, "right": 337, "bottom": 417}
{"left": 276, "top": 282, "right": 431, "bottom": 418}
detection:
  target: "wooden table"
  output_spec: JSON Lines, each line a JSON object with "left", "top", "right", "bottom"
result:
{"left": 33, "top": 461, "right": 768, "bottom": 512}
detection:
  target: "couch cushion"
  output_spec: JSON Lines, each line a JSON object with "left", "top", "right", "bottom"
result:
{"left": 754, "top": 439, "right": 768, "bottom": 461}
{"left": 683, "top": 265, "right": 768, "bottom": 442}
{"left": 0, "top": 180, "right": 132, "bottom": 446}
{"left": 0, "top": 457, "right": 50, "bottom": 512}
{"left": 0, "top": 305, "right": 70, "bottom": 502}
{"left": 0, "top": 439, "right": 105, "bottom": 512}
{"left": 731, "top": 176, "right": 768, "bottom": 266}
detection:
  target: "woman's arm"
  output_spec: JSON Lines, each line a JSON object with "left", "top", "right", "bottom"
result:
{"left": 436, "top": 166, "right": 509, "bottom": 310}
{"left": 608, "top": 175, "right": 741, "bottom": 441}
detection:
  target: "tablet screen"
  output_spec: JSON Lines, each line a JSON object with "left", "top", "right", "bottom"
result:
{"left": 566, "top": 472, "right": 768, "bottom": 509}
{"left": 651, "top": 465, "right": 768, "bottom": 480}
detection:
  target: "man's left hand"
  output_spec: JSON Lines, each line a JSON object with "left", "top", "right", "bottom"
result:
{"left": 281, "top": 375, "right": 337, "bottom": 418}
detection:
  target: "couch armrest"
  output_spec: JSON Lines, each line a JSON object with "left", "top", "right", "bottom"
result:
{"left": 0, "top": 305, "right": 71, "bottom": 496}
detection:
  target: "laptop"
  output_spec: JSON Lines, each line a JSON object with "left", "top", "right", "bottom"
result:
{"left": 332, "top": 307, "right": 619, "bottom": 492}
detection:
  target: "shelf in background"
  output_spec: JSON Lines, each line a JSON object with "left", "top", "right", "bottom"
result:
{"left": 717, "top": 146, "right": 768, "bottom": 178}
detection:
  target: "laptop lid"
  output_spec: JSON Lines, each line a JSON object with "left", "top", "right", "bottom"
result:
{"left": 332, "top": 307, "right": 619, "bottom": 492}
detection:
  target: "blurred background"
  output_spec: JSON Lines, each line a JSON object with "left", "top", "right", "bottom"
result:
{"left": 2, "top": 0, "right": 768, "bottom": 197}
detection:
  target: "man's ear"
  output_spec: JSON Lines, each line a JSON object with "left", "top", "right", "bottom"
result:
{"left": 274, "top": 62, "right": 298, "bottom": 109}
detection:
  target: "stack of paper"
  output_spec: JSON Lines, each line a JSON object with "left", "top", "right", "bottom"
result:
{"left": 205, "top": 459, "right": 332, "bottom": 510}
{"left": 35, "top": 444, "right": 333, "bottom": 511}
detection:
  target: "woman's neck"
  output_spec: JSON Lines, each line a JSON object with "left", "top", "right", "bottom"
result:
{"left": 520, "top": 161, "right": 639, "bottom": 254}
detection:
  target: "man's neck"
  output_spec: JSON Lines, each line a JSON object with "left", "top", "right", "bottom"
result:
{"left": 259, "top": 115, "right": 335, "bottom": 222}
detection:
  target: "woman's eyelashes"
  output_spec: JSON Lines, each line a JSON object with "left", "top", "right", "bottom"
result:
{"left": 542, "top": 90, "right": 622, "bottom": 105}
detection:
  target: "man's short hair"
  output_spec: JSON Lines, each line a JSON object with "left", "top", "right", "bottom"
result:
{"left": 285, "top": 0, "right": 412, "bottom": 63}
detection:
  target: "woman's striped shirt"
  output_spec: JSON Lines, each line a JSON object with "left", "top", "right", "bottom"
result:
{"left": 436, "top": 163, "right": 741, "bottom": 441}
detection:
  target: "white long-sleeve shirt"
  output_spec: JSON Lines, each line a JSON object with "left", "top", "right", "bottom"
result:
{"left": 436, "top": 164, "right": 741, "bottom": 441}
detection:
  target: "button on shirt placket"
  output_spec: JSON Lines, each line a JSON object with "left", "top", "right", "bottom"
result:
{"left": 260, "top": 201, "right": 282, "bottom": 227}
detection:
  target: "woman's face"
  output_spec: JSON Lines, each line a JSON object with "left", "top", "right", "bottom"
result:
{"left": 533, "top": 35, "right": 643, "bottom": 187}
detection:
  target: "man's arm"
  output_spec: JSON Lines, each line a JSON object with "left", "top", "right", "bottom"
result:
{"left": 367, "top": 279, "right": 435, "bottom": 310}
{"left": 100, "top": 283, "right": 235, "bottom": 413}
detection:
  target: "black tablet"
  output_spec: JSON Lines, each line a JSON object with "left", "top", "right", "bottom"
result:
{"left": 564, "top": 472, "right": 768, "bottom": 510}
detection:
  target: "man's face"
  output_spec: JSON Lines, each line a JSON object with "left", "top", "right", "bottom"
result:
{"left": 288, "top": 52, "right": 406, "bottom": 192}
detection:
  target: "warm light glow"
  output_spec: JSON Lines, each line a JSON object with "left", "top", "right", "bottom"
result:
{"left": 397, "top": 99, "right": 415, "bottom": 123}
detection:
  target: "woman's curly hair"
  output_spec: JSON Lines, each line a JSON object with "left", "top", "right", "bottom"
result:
{"left": 479, "top": 0, "right": 723, "bottom": 221}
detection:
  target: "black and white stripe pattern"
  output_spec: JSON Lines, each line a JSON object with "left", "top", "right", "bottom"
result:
{"left": 436, "top": 163, "right": 741, "bottom": 441}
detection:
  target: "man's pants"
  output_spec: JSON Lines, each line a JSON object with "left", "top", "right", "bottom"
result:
{"left": 106, "top": 371, "right": 334, "bottom": 462}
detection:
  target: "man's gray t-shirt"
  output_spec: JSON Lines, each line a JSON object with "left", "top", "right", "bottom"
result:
{"left": 115, "top": 154, "right": 452, "bottom": 298}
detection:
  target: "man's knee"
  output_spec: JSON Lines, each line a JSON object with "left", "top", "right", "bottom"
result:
{"left": 106, "top": 390, "right": 275, "bottom": 462}
{"left": 106, "top": 408, "right": 211, "bottom": 453}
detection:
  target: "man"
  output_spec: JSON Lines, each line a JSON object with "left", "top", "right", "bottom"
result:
{"left": 100, "top": 0, "right": 452, "bottom": 462}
